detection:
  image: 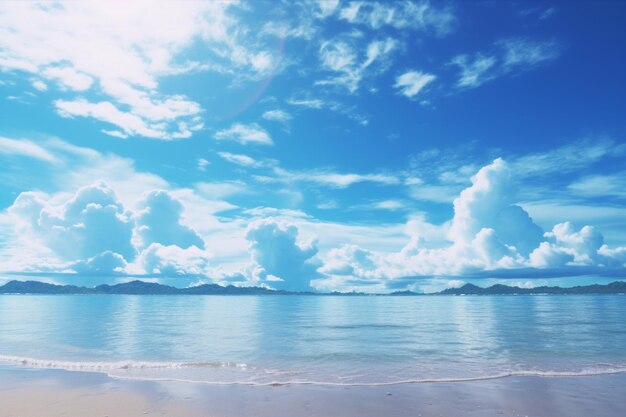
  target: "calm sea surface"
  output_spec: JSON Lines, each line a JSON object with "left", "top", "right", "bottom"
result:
{"left": 0, "top": 294, "right": 625, "bottom": 385}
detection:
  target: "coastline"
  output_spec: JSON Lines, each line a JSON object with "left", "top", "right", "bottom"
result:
{"left": 1, "top": 365, "right": 625, "bottom": 417}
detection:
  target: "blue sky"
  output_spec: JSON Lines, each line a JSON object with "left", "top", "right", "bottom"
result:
{"left": 1, "top": 1, "right": 625, "bottom": 292}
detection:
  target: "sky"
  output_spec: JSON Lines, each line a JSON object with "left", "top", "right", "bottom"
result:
{"left": 1, "top": 0, "right": 625, "bottom": 293}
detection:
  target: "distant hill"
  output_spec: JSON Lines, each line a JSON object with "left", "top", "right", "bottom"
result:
{"left": 437, "top": 281, "right": 626, "bottom": 295}
{"left": 0, "top": 280, "right": 282, "bottom": 295}
{"left": 0, "top": 279, "right": 625, "bottom": 295}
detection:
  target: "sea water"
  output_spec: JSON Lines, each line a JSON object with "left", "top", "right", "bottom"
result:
{"left": 0, "top": 294, "right": 625, "bottom": 386}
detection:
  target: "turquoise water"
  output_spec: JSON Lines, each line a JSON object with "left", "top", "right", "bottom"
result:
{"left": 0, "top": 294, "right": 625, "bottom": 385}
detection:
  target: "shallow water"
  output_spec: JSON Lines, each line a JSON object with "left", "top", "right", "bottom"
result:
{"left": 0, "top": 294, "right": 625, "bottom": 385}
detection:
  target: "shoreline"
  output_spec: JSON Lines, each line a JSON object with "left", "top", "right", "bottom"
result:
{"left": 2, "top": 366, "right": 626, "bottom": 417}
{"left": 3, "top": 356, "right": 626, "bottom": 387}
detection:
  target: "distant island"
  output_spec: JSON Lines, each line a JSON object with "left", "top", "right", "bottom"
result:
{"left": 0, "top": 279, "right": 625, "bottom": 295}
{"left": 436, "top": 281, "right": 626, "bottom": 295}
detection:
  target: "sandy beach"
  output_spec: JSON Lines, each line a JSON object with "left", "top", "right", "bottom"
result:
{"left": 1, "top": 366, "right": 625, "bottom": 417}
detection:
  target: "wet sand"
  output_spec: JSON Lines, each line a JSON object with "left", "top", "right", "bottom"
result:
{"left": 1, "top": 367, "right": 625, "bottom": 417}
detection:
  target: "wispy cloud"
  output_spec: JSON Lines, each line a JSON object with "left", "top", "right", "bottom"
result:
{"left": 197, "top": 158, "right": 209, "bottom": 172}
{"left": 0, "top": 2, "right": 287, "bottom": 140}
{"left": 499, "top": 38, "right": 560, "bottom": 71}
{"left": 217, "top": 152, "right": 273, "bottom": 168}
{"left": 394, "top": 70, "right": 436, "bottom": 98}
{"left": 272, "top": 167, "right": 400, "bottom": 188}
{"left": 510, "top": 138, "right": 624, "bottom": 177}
{"left": 316, "top": 37, "right": 396, "bottom": 92}
{"left": 214, "top": 123, "right": 273, "bottom": 146}
{"left": 338, "top": 1, "right": 456, "bottom": 35}
{"left": 452, "top": 38, "right": 560, "bottom": 89}
{"left": 262, "top": 109, "right": 291, "bottom": 122}
{"left": 568, "top": 173, "right": 626, "bottom": 199}
{"left": 195, "top": 181, "right": 249, "bottom": 199}
{"left": 31, "top": 80, "right": 47, "bottom": 92}
{"left": 0, "top": 137, "right": 59, "bottom": 164}
{"left": 286, "top": 97, "right": 326, "bottom": 109}
{"left": 451, "top": 54, "right": 497, "bottom": 88}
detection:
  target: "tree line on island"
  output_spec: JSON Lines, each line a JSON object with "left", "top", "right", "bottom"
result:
{"left": 0, "top": 279, "right": 625, "bottom": 295}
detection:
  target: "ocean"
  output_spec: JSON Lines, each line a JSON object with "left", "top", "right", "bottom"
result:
{"left": 1, "top": 294, "right": 625, "bottom": 386}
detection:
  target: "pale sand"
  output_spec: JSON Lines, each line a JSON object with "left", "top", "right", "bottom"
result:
{"left": 0, "top": 387, "right": 204, "bottom": 417}
{"left": 1, "top": 367, "right": 626, "bottom": 417}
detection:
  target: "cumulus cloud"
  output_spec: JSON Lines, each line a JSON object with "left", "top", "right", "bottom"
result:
{"left": 245, "top": 219, "right": 320, "bottom": 291}
{"left": 544, "top": 222, "right": 604, "bottom": 265}
{"left": 7, "top": 182, "right": 135, "bottom": 270}
{"left": 136, "top": 243, "right": 210, "bottom": 276}
{"left": 319, "top": 244, "right": 379, "bottom": 278}
{"left": 72, "top": 251, "right": 128, "bottom": 275}
{"left": 313, "top": 158, "right": 626, "bottom": 292}
{"left": 1, "top": 178, "right": 217, "bottom": 277}
{"left": 448, "top": 158, "right": 543, "bottom": 256}
{"left": 134, "top": 190, "right": 205, "bottom": 250}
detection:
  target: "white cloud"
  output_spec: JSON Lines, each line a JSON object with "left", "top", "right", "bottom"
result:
{"left": 0, "top": 137, "right": 59, "bottom": 163}
{"left": 408, "top": 184, "right": 460, "bottom": 203}
{"left": 101, "top": 130, "right": 129, "bottom": 139}
{"left": 31, "top": 80, "right": 47, "bottom": 91}
{"left": 55, "top": 99, "right": 193, "bottom": 140}
{"left": 511, "top": 138, "right": 623, "bottom": 177}
{"left": 0, "top": 137, "right": 250, "bottom": 278}
{"left": 448, "top": 158, "right": 543, "bottom": 256}
{"left": 73, "top": 250, "right": 128, "bottom": 275}
{"left": 134, "top": 190, "right": 205, "bottom": 250}
{"left": 522, "top": 201, "right": 626, "bottom": 247}
{"left": 1, "top": 179, "right": 220, "bottom": 276}
{"left": 217, "top": 151, "right": 266, "bottom": 168}
{"left": 3, "top": 136, "right": 626, "bottom": 290}
{"left": 287, "top": 97, "right": 325, "bottom": 109}
{"left": 373, "top": 200, "right": 405, "bottom": 210}
{"left": 5, "top": 182, "right": 135, "bottom": 271}
{"left": 452, "top": 54, "right": 497, "bottom": 88}
{"left": 195, "top": 181, "right": 249, "bottom": 199}
{"left": 314, "top": 158, "right": 626, "bottom": 292}
{"left": 0, "top": 1, "right": 278, "bottom": 139}
{"left": 452, "top": 38, "right": 560, "bottom": 89}
{"left": 394, "top": 70, "right": 436, "bottom": 98}
{"left": 499, "top": 38, "right": 560, "bottom": 70}
{"left": 272, "top": 167, "right": 400, "bottom": 188}
{"left": 214, "top": 123, "right": 273, "bottom": 145}
{"left": 246, "top": 219, "right": 320, "bottom": 291}
{"left": 197, "top": 158, "right": 209, "bottom": 171}
{"left": 317, "top": 37, "right": 396, "bottom": 92}
{"left": 568, "top": 173, "right": 626, "bottom": 198}
{"left": 319, "top": 244, "right": 379, "bottom": 278}
{"left": 338, "top": 1, "right": 456, "bottom": 35}
{"left": 135, "top": 243, "right": 210, "bottom": 276}
{"left": 316, "top": 0, "right": 340, "bottom": 18}
{"left": 42, "top": 66, "right": 93, "bottom": 91}
{"left": 544, "top": 222, "right": 604, "bottom": 265}
{"left": 262, "top": 109, "right": 291, "bottom": 122}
